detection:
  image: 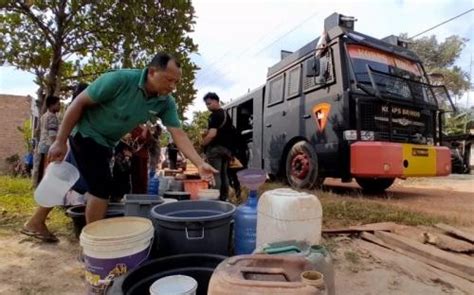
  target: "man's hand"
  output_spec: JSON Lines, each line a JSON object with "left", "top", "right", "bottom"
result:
{"left": 198, "top": 162, "right": 218, "bottom": 186}
{"left": 48, "top": 140, "right": 68, "bottom": 162}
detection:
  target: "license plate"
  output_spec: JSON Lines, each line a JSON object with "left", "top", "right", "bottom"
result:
{"left": 412, "top": 148, "right": 429, "bottom": 157}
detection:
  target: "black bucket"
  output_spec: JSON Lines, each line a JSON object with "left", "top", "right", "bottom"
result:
{"left": 151, "top": 200, "right": 235, "bottom": 256}
{"left": 119, "top": 254, "right": 226, "bottom": 295}
{"left": 66, "top": 204, "right": 124, "bottom": 238}
{"left": 163, "top": 191, "right": 191, "bottom": 201}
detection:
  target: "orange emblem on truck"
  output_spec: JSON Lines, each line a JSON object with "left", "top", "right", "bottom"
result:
{"left": 313, "top": 103, "right": 331, "bottom": 132}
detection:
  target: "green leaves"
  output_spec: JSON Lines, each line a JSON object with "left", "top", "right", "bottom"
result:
{"left": 405, "top": 34, "right": 470, "bottom": 99}
{"left": 182, "top": 110, "right": 210, "bottom": 153}
{"left": 1, "top": 0, "right": 198, "bottom": 117}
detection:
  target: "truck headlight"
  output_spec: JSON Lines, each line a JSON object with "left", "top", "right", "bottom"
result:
{"left": 343, "top": 130, "right": 374, "bottom": 141}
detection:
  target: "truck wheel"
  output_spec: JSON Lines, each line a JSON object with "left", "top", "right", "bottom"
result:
{"left": 285, "top": 141, "right": 321, "bottom": 189}
{"left": 355, "top": 177, "right": 395, "bottom": 193}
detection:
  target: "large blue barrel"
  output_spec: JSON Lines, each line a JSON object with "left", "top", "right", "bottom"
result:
{"left": 233, "top": 190, "right": 258, "bottom": 254}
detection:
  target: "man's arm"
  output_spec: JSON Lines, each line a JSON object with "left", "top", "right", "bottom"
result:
{"left": 201, "top": 128, "right": 217, "bottom": 147}
{"left": 48, "top": 92, "right": 97, "bottom": 161}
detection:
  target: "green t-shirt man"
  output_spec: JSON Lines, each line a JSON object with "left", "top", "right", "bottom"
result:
{"left": 73, "top": 68, "right": 181, "bottom": 148}
{"left": 24, "top": 53, "right": 217, "bottom": 244}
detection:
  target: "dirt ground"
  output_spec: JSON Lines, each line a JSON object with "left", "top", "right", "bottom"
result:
{"left": 324, "top": 174, "right": 474, "bottom": 228}
{"left": 0, "top": 174, "right": 473, "bottom": 294}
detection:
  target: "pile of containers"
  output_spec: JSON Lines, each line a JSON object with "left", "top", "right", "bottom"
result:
{"left": 75, "top": 168, "right": 335, "bottom": 295}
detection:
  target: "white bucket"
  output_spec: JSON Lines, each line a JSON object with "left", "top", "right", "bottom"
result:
{"left": 149, "top": 275, "right": 198, "bottom": 295}
{"left": 79, "top": 217, "right": 154, "bottom": 293}
{"left": 34, "top": 161, "right": 80, "bottom": 207}
{"left": 197, "top": 189, "right": 220, "bottom": 200}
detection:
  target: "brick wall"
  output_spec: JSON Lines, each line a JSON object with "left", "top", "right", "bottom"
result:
{"left": 0, "top": 94, "right": 32, "bottom": 163}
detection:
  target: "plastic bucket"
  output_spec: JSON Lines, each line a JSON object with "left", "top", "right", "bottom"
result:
{"left": 118, "top": 254, "right": 226, "bottom": 295}
{"left": 164, "top": 191, "right": 191, "bottom": 201}
{"left": 151, "top": 200, "right": 236, "bottom": 256}
{"left": 183, "top": 180, "right": 209, "bottom": 200}
{"left": 34, "top": 161, "right": 80, "bottom": 207}
{"left": 80, "top": 217, "right": 154, "bottom": 294}
{"left": 124, "top": 194, "right": 164, "bottom": 219}
{"left": 66, "top": 204, "right": 124, "bottom": 238}
{"left": 150, "top": 275, "right": 197, "bottom": 295}
{"left": 197, "top": 189, "right": 220, "bottom": 200}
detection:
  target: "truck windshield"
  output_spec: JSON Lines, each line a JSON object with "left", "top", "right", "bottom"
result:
{"left": 348, "top": 44, "right": 437, "bottom": 105}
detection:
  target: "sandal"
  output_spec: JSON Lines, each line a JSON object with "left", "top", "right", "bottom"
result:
{"left": 20, "top": 228, "right": 59, "bottom": 243}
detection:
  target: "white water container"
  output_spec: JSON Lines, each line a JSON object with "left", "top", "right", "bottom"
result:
{"left": 256, "top": 188, "right": 322, "bottom": 247}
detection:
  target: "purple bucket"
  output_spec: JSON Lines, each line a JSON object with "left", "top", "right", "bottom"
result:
{"left": 80, "top": 217, "right": 154, "bottom": 294}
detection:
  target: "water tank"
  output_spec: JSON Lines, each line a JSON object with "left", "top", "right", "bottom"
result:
{"left": 257, "top": 188, "right": 322, "bottom": 247}
{"left": 234, "top": 190, "right": 258, "bottom": 254}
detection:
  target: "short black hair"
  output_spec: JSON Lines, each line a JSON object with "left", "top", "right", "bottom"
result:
{"left": 46, "top": 95, "right": 60, "bottom": 108}
{"left": 72, "top": 82, "right": 89, "bottom": 101}
{"left": 203, "top": 92, "right": 220, "bottom": 102}
{"left": 148, "top": 52, "right": 180, "bottom": 70}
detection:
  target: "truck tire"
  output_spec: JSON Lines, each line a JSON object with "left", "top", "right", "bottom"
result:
{"left": 285, "top": 141, "right": 321, "bottom": 189}
{"left": 355, "top": 177, "right": 395, "bottom": 193}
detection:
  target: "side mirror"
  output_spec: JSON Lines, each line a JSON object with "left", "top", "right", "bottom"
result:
{"left": 306, "top": 56, "right": 320, "bottom": 77}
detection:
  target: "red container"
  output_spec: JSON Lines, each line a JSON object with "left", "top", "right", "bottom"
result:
{"left": 183, "top": 179, "right": 209, "bottom": 200}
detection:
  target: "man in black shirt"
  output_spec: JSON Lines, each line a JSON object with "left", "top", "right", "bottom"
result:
{"left": 202, "top": 92, "right": 233, "bottom": 201}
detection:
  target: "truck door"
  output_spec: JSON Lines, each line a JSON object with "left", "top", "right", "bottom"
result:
{"left": 262, "top": 73, "right": 286, "bottom": 175}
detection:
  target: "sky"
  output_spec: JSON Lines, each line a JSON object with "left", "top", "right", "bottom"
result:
{"left": 0, "top": 0, "right": 473, "bottom": 120}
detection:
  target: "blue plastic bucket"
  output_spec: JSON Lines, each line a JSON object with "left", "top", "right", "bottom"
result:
{"left": 79, "top": 217, "right": 154, "bottom": 294}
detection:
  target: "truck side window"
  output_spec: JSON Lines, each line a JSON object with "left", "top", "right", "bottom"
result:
{"left": 286, "top": 65, "right": 301, "bottom": 99}
{"left": 268, "top": 74, "right": 285, "bottom": 106}
{"left": 303, "top": 49, "right": 334, "bottom": 92}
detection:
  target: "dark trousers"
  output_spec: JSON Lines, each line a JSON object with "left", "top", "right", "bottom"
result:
{"left": 206, "top": 146, "right": 231, "bottom": 201}
{"left": 131, "top": 154, "right": 148, "bottom": 194}
{"left": 228, "top": 168, "right": 242, "bottom": 200}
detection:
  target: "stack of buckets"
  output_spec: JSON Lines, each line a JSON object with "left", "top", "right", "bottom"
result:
{"left": 80, "top": 217, "right": 154, "bottom": 294}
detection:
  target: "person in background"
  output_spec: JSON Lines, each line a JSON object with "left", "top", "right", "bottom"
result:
{"left": 32, "top": 95, "right": 61, "bottom": 187}
{"left": 167, "top": 139, "right": 180, "bottom": 170}
{"left": 110, "top": 140, "right": 133, "bottom": 202}
{"left": 130, "top": 125, "right": 152, "bottom": 193}
{"left": 147, "top": 123, "right": 162, "bottom": 177}
{"left": 23, "top": 95, "right": 61, "bottom": 242}
{"left": 202, "top": 92, "right": 234, "bottom": 201}
{"left": 23, "top": 53, "right": 217, "bottom": 242}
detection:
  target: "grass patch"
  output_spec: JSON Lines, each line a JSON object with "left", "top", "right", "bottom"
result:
{"left": 319, "top": 192, "right": 448, "bottom": 228}
{"left": 0, "top": 176, "right": 73, "bottom": 237}
{"left": 259, "top": 181, "right": 449, "bottom": 228}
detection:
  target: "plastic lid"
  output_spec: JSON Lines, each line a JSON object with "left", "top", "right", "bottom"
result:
{"left": 80, "top": 216, "right": 153, "bottom": 242}
{"left": 149, "top": 275, "right": 197, "bottom": 295}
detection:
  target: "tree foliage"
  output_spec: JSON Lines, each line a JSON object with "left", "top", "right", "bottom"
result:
{"left": 182, "top": 110, "right": 210, "bottom": 153}
{"left": 444, "top": 107, "right": 474, "bottom": 135}
{"left": 0, "top": 0, "right": 198, "bottom": 117}
{"left": 16, "top": 118, "right": 33, "bottom": 151}
{"left": 404, "top": 34, "right": 471, "bottom": 99}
